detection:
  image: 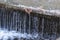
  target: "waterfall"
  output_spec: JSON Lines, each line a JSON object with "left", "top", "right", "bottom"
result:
{"left": 0, "top": 7, "right": 60, "bottom": 40}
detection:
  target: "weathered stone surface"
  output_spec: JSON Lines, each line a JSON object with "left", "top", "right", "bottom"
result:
{"left": 0, "top": 0, "right": 60, "bottom": 9}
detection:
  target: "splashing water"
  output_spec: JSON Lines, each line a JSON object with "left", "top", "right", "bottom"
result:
{"left": 0, "top": 8, "right": 39, "bottom": 40}
{"left": 0, "top": 29, "right": 38, "bottom": 40}
{"left": 0, "top": 7, "right": 60, "bottom": 40}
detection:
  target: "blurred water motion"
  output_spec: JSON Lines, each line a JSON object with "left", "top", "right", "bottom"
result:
{"left": 0, "top": 7, "right": 60, "bottom": 40}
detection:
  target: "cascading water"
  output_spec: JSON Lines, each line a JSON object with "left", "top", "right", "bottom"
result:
{"left": 0, "top": 7, "right": 60, "bottom": 40}
{"left": 0, "top": 8, "right": 39, "bottom": 40}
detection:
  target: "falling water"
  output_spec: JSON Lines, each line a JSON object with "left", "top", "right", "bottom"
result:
{"left": 0, "top": 7, "right": 60, "bottom": 40}
{"left": 41, "top": 17, "right": 44, "bottom": 39}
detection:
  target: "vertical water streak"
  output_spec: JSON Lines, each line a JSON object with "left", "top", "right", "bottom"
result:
{"left": 1, "top": 8, "right": 3, "bottom": 29}
{"left": 1, "top": 8, "right": 4, "bottom": 30}
{"left": 16, "top": 11, "right": 18, "bottom": 31}
{"left": 0, "top": 8, "right": 1, "bottom": 29}
{"left": 29, "top": 13, "right": 31, "bottom": 40}
{"left": 20, "top": 13, "right": 22, "bottom": 33}
{"left": 17, "top": 13, "right": 20, "bottom": 32}
{"left": 41, "top": 17, "right": 44, "bottom": 39}
{"left": 6, "top": 9, "right": 9, "bottom": 30}
{"left": 10, "top": 11, "right": 13, "bottom": 31}
{"left": 18, "top": 13, "right": 20, "bottom": 31}
{"left": 12, "top": 11, "right": 14, "bottom": 30}
{"left": 8, "top": 11, "right": 11, "bottom": 31}
{"left": 3, "top": 9, "right": 5, "bottom": 30}
{"left": 24, "top": 14, "right": 26, "bottom": 33}
{"left": 13, "top": 11, "right": 16, "bottom": 31}
{"left": 29, "top": 14, "right": 31, "bottom": 34}
{"left": 0, "top": 8, "right": 2, "bottom": 29}
{"left": 21, "top": 13, "right": 24, "bottom": 34}
{"left": 3, "top": 8, "right": 6, "bottom": 30}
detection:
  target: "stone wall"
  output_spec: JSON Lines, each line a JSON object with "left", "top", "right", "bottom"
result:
{"left": 0, "top": 0, "right": 60, "bottom": 9}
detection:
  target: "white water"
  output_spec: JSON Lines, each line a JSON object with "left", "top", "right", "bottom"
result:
{"left": 0, "top": 29, "right": 38, "bottom": 40}
{"left": 0, "top": 8, "right": 59, "bottom": 40}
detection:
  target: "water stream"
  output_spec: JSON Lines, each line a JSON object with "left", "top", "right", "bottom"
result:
{"left": 0, "top": 7, "right": 60, "bottom": 40}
